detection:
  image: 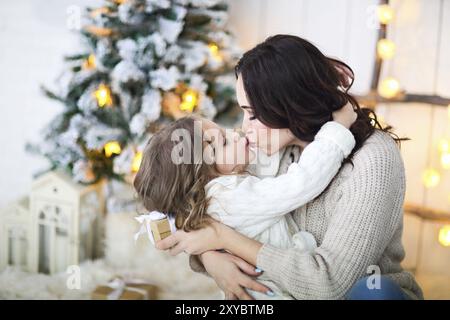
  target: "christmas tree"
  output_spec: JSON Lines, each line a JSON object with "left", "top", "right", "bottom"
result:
{"left": 27, "top": 0, "right": 241, "bottom": 187}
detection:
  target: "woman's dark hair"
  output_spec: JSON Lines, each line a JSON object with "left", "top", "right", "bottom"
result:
{"left": 235, "top": 34, "right": 403, "bottom": 162}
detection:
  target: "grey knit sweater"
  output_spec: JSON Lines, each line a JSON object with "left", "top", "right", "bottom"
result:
{"left": 190, "top": 130, "right": 423, "bottom": 300}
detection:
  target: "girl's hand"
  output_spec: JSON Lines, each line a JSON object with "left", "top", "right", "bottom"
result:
{"left": 332, "top": 102, "right": 357, "bottom": 129}
{"left": 201, "top": 251, "right": 272, "bottom": 300}
{"left": 155, "top": 221, "right": 224, "bottom": 255}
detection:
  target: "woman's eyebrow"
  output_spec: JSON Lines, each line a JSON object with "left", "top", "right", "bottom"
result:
{"left": 240, "top": 105, "right": 251, "bottom": 109}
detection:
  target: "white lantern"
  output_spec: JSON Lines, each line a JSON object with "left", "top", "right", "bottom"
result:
{"left": 0, "top": 197, "right": 31, "bottom": 271}
{"left": 29, "top": 170, "right": 105, "bottom": 274}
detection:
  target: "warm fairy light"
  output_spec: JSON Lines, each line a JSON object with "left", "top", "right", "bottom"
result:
{"left": 208, "top": 43, "right": 222, "bottom": 61}
{"left": 94, "top": 84, "right": 113, "bottom": 107}
{"left": 90, "top": 7, "right": 109, "bottom": 17}
{"left": 377, "top": 39, "right": 396, "bottom": 60}
{"left": 422, "top": 168, "right": 441, "bottom": 188}
{"left": 441, "top": 153, "right": 450, "bottom": 170}
{"left": 104, "top": 141, "right": 121, "bottom": 157}
{"left": 377, "top": 4, "right": 394, "bottom": 25}
{"left": 438, "top": 225, "right": 450, "bottom": 247}
{"left": 132, "top": 151, "right": 143, "bottom": 172}
{"left": 82, "top": 54, "right": 96, "bottom": 70}
{"left": 379, "top": 77, "right": 401, "bottom": 99}
{"left": 448, "top": 104, "right": 450, "bottom": 120}
{"left": 438, "top": 138, "right": 450, "bottom": 154}
{"left": 179, "top": 89, "right": 198, "bottom": 112}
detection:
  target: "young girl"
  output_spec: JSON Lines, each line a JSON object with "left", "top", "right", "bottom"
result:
{"left": 133, "top": 104, "right": 356, "bottom": 299}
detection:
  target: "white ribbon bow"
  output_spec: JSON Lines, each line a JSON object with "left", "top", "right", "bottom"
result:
{"left": 134, "top": 211, "right": 176, "bottom": 245}
{"left": 106, "top": 277, "right": 149, "bottom": 300}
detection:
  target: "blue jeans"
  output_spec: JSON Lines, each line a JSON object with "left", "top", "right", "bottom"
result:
{"left": 346, "top": 276, "right": 410, "bottom": 300}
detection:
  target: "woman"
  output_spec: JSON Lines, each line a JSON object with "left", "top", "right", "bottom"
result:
{"left": 155, "top": 35, "right": 423, "bottom": 300}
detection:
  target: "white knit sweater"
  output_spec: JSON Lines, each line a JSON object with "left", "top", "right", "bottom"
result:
{"left": 191, "top": 130, "right": 424, "bottom": 300}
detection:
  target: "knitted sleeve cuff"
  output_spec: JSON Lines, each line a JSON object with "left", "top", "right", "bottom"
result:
{"left": 315, "top": 121, "right": 356, "bottom": 157}
{"left": 256, "top": 243, "right": 287, "bottom": 275}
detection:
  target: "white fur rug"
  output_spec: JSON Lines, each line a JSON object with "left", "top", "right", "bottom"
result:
{"left": 0, "top": 212, "right": 222, "bottom": 300}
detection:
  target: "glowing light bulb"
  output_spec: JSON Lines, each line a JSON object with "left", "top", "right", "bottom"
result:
{"left": 438, "top": 139, "right": 450, "bottom": 153}
{"left": 377, "top": 39, "right": 396, "bottom": 60}
{"left": 438, "top": 225, "right": 450, "bottom": 247}
{"left": 441, "top": 153, "right": 450, "bottom": 170}
{"left": 82, "top": 54, "right": 96, "bottom": 70}
{"left": 179, "top": 89, "right": 198, "bottom": 112}
{"left": 94, "top": 84, "right": 113, "bottom": 107}
{"left": 377, "top": 4, "right": 394, "bottom": 25}
{"left": 132, "top": 151, "right": 142, "bottom": 172}
{"left": 104, "top": 141, "right": 121, "bottom": 157}
{"left": 208, "top": 43, "right": 222, "bottom": 61}
{"left": 422, "top": 168, "right": 440, "bottom": 188}
{"left": 379, "top": 77, "right": 400, "bottom": 99}
{"left": 209, "top": 43, "right": 219, "bottom": 54}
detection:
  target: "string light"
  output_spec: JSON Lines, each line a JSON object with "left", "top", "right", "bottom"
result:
{"left": 377, "top": 4, "right": 394, "bottom": 25}
{"left": 94, "top": 84, "right": 113, "bottom": 107}
{"left": 132, "top": 151, "right": 143, "bottom": 172}
{"left": 82, "top": 54, "right": 96, "bottom": 70}
{"left": 441, "top": 153, "right": 450, "bottom": 170}
{"left": 422, "top": 168, "right": 441, "bottom": 188}
{"left": 438, "top": 225, "right": 450, "bottom": 247}
{"left": 377, "top": 39, "right": 396, "bottom": 60}
{"left": 379, "top": 77, "right": 400, "bottom": 99}
{"left": 208, "top": 43, "right": 222, "bottom": 62}
{"left": 104, "top": 141, "right": 121, "bottom": 157}
{"left": 179, "top": 89, "right": 198, "bottom": 112}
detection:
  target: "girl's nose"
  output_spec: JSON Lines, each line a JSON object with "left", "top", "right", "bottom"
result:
{"left": 232, "top": 131, "right": 241, "bottom": 142}
{"left": 235, "top": 128, "right": 246, "bottom": 137}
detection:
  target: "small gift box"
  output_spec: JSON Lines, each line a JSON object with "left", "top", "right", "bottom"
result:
{"left": 91, "top": 277, "right": 159, "bottom": 300}
{"left": 134, "top": 211, "right": 176, "bottom": 244}
{"left": 150, "top": 218, "right": 171, "bottom": 241}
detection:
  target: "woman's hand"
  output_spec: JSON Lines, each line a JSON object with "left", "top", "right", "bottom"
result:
{"left": 201, "top": 250, "right": 272, "bottom": 300}
{"left": 332, "top": 102, "right": 357, "bottom": 129}
{"left": 155, "top": 221, "right": 224, "bottom": 256}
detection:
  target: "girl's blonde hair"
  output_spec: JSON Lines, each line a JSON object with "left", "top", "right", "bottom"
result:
{"left": 133, "top": 116, "right": 218, "bottom": 231}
